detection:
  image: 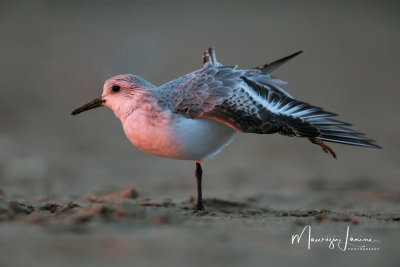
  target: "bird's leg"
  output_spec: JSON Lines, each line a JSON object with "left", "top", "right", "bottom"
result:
{"left": 308, "top": 137, "right": 337, "bottom": 159}
{"left": 194, "top": 161, "right": 205, "bottom": 212}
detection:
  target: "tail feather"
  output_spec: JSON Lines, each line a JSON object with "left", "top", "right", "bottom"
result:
{"left": 316, "top": 136, "right": 380, "bottom": 148}
{"left": 274, "top": 97, "right": 381, "bottom": 149}
{"left": 305, "top": 116, "right": 381, "bottom": 148}
{"left": 319, "top": 127, "right": 365, "bottom": 135}
{"left": 310, "top": 119, "right": 352, "bottom": 126}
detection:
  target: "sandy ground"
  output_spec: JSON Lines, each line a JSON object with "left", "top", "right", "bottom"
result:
{"left": 1, "top": 184, "right": 399, "bottom": 267}
{"left": 0, "top": 1, "right": 399, "bottom": 266}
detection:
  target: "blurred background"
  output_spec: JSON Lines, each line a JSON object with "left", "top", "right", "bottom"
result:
{"left": 0, "top": 0, "right": 399, "bottom": 266}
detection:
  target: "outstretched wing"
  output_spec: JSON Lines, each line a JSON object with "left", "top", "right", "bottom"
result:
{"left": 205, "top": 76, "right": 379, "bottom": 148}
{"left": 170, "top": 52, "right": 380, "bottom": 149}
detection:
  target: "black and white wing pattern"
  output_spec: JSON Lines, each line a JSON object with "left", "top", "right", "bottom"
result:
{"left": 169, "top": 50, "right": 380, "bottom": 150}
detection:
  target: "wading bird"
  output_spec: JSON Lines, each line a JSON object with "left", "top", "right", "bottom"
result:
{"left": 71, "top": 48, "right": 380, "bottom": 212}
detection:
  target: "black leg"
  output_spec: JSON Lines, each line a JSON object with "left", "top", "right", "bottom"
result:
{"left": 194, "top": 161, "right": 205, "bottom": 212}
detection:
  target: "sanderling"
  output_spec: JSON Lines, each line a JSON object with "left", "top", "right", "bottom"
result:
{"left": 71, "top": 47, "right": 380, "bottom": 212}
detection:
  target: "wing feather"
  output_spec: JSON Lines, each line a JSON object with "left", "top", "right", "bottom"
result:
{"left": 168, "top": 52, "right": 380, "bottom": 149}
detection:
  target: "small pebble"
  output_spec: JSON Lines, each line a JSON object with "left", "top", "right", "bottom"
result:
{"left": 120, "top": 187, "right": 139, "bottom": 199}
{"left": 7, "top": 201, "right": 34, "bottom": 215}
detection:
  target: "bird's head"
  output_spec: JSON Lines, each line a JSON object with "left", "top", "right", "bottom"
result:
{"left": 70, "top": 74, "right": 155, "bottom": 120}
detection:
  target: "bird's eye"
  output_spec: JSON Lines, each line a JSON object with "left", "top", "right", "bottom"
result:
{"left": 111, "top": 85, "right": 121, "bottom": 93}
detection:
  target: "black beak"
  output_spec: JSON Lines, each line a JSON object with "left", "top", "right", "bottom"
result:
{"left": 70, "top": 97, "right": 105, "bottom": 116}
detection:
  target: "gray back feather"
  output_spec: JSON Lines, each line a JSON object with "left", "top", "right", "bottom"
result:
{"left": 158, "top": 65, "right": 243, "bottom": 117}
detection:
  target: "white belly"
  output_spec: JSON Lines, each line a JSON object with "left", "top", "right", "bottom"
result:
{"left": 122, "top": 110, "right": 236, "bottom": 161}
